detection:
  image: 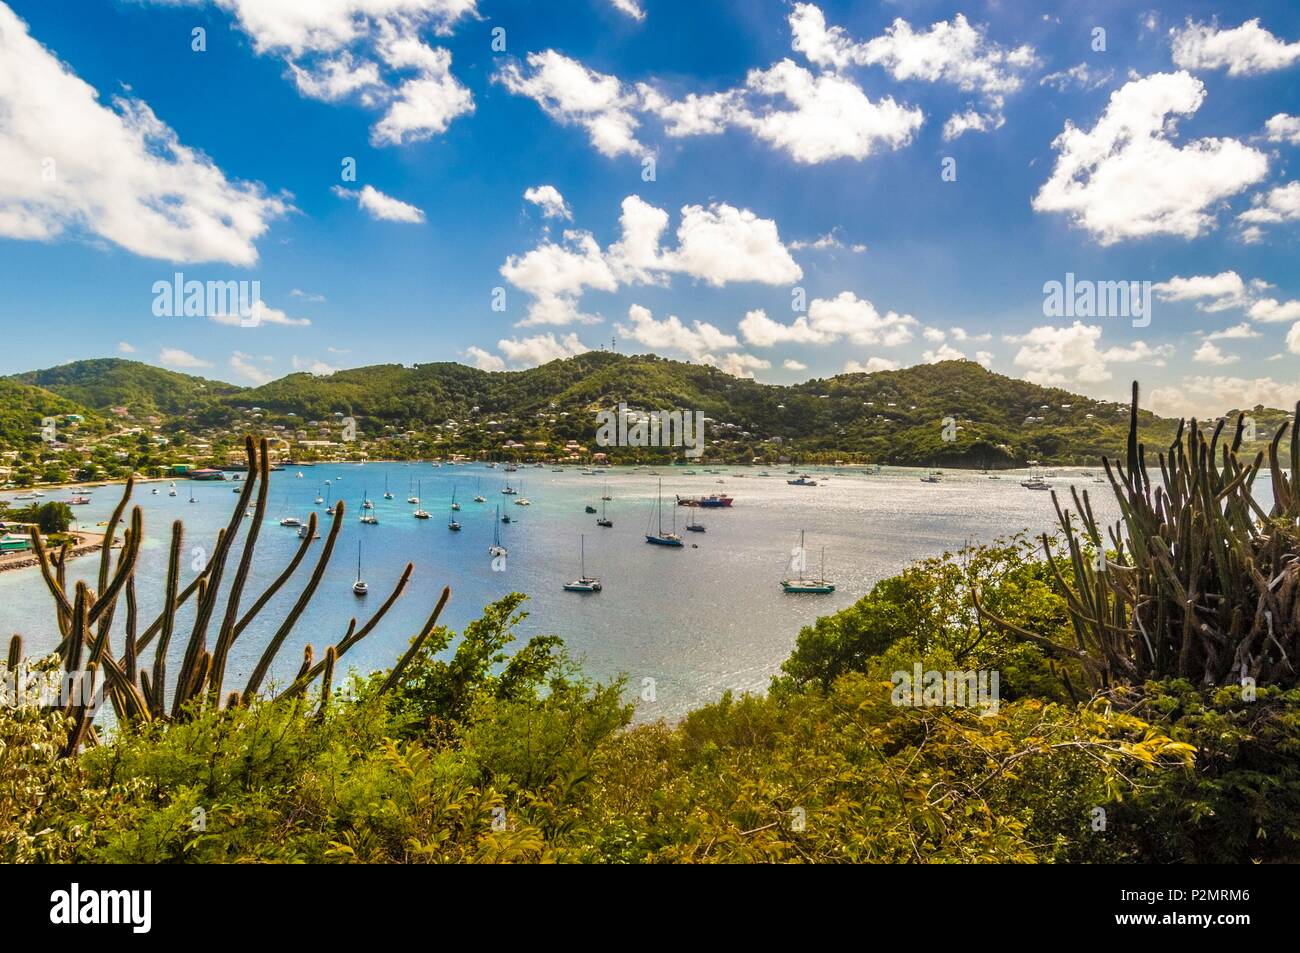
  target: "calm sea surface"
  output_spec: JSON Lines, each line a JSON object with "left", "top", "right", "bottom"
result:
{"left": 0, "top": 463, "right": 1277, "bottom": 719}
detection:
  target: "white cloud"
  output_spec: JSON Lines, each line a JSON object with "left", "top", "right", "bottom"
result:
{"left": 788, "top": 228, "right": 865, "bottom": 252}
{"left": 502, "top": 195, "right": 800, "bottom": 326}
{"left": 606, "top": 0, "right": 644, "bottom": 22}
{"left": 1153, "top": 271, "right": 1252, "bottom": 311}
{"left": 1205, "top": 322, "right": 1260, "bottom": 341}
{"left": 117, "top": 341, "right": 136, "bottom": 354}
{"left": 616, "top": 304, "right": 739, "bottom": 360}
{"left": 1171, "top": 18, "right": 1300, "bottom": 76}
{"left": 922, "top": 326, "right": 947, "bottom": 343}
{"left": 290, "top": 355, "right": 339, "bottom": 375}
{"left": 463, "top": 345, "right": 505, "bottom": 371}
{"left": 496, "top": 332, "right": 590, "bottom": 367}
{"left": 701, "top": 352, "right": 771, "bottom": 379}
{"left": 942, "top": 106, "right": 1004, "bottom": 141}
{"left": 735, "top": 60, "right": 923, "bottom": 163}
{"left": 790, "top": 5, "right": 1035, "bottom": 95}
{"left": 782, "top": 358, "right": 807, "bottom": 371}
{"left": 158, "top": 347, "right": 211, "bottom": 369}
{"left": 0, "top": 3, "right": 288, "bottom": 265}
{"left": 740, "top": 293, "right": 916, "bottom": 348}
{"left": 1149, "top": 375, "right": 1300, "bottom": 418}
{"left": 209, "top": 299, "right": 311, "bottom": 328}
{"left": 950, "top": 327, "right": 991, "bottom": 342}
{"left": 844, "top": 357, "right": 899, "bottom": 373}
{"left": 1032, "top": 72, "right": 1269, "bottom": 244}
{"left": 229, "top": 350, "right": 274, "bottom": 384}
{"left": 1265, "top": 113, "right": 1300, "bottom": 145}
{"left": 1289, "top": 323, "right": 1300, "bottom": 357}
{"left": 332, "top": 184, "right": 425, "bottom": 223}
{"left": 523, "top": 185, "right": 572, "bottom": 220}
{"left": 923, "top": 343, "right": 966, "bottom": 363}
{"left": 1237, "top": 181, "right": 1300, "bottom": 237}
{"left": 1248, "top": 298, "right": 1300, "bottom": 324}
{"left": 1040, "top": 63, "right": 1115, "bottom": 92}
{"left": 162, "top": 1, "right": 476, "bottom": 146}
{"left": 495, "top": 50, "right": 644, "bottom": 157}
{"left": 1004, "top": 322, "right": 1171, "bottom": 386}
{"left": 290, "top": 288, "right": 326, "bottom": 303}
{"left": 1193, "top": 340, "right": 1238, "bottom": 365}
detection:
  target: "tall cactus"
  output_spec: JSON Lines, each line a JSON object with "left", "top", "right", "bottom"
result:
{"left": 9, "top": 436, "right": 450, "bottom": 755}
{"left": 978, "top": 382, "right": 1299, "bottom": 690}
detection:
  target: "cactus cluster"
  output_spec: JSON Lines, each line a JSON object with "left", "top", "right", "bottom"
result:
{"left": 7, "top": 436, "right": 449, "bottom": 756}
{"left": 979, "top": 382, "right": 1300, "bottom": 693}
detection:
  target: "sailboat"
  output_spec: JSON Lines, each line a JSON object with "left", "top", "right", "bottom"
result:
{"left": 597, "top": 497, "right": 612, "bottom": 528}
{"left": 188, "top": 486, "right": 197, "bottom": 504}
{"left": 502, "top": 478, "right": 517, "bottom": 496}
{"left": 168, "top": 486, "right": 177, "bottom": 497}
{"left": 473, "top": 478, "right": 486, "bottom": 503}
{"left": 601, "top": 482, "right": 612, "bottom": 502}
{"left": 359, "top": 492, "right": 378, "bottom": 524}
{"left": 645, "top": 479, "right": 684, "bottom": 547}
{"left": 407, "top": 477, "right": 420, "bottom": 505}
{"left": 352, "top": 541, "right": 368, "bottom": 596}
{"left": 781, "top": 531, "right": 835, "bottom": 593}
{"left": 489, "top": 507, "right": 508, "bottom": 557}
{"left": 563, "top": 535, "right": 602, "bottom": 592}
{"left": 151, "top": 486, "right": 159, "bottom": 495}
{"left": 362, "top": 487, "right": 374, "bottom": 510}
{"left": 413, "top": 480, "right": 430, "bottom": 519}
{"left": 447, "top": 497, "right": 461, "bottom": 531}
{"left": 513, "top": 480, "right": 530, "bottom": 506}
{"left": 450, "top": 486, "right": 461, "bottom": 511}
{"left": 686, "top": 508, "right": 705, "bottom": 533}
{"left": 383, "top": 473, "right": 393, "bottom": 500}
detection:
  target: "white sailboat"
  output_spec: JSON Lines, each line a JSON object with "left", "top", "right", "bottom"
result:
{"left": 412, "top": 479, "right": 430, "bottom": 519}
{"left": 781, "top": 531, "right": 835, "bottom": 593}
{"left": 563, "top": 535, "right": 601, "bottom": 592}
{"left": 489, "top": 506, "right": 508, "bottom": 558}
{"left": 352, "top": 541, "right": 368, "bottom": 596}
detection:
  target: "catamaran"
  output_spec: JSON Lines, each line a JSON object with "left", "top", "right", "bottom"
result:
{"left": 352, "top": 541, "right": 368, "bottom": 596}
{"left": 359, "top": 494, "right": 378, "bottom": 524}
{"left": 279, "top": 516, "right": 302, "bottom": 527}
{"left": 513, "top": 481, "right": 530, "bottom": 506}
{"left": 563, "top": 535, "right": 602, "bottom": 592}
{"left": 473, "top": 479, "right": 486, "bottom": 503}
{"left": 645, "top": 479, "right": 684, "bottom": 547}
{"left": 781, "top": 531, "right": 835, "bottom": 593}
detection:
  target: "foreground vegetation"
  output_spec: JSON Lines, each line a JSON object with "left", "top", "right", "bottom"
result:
{"left": 2, "top": 386, "right": 1298, "bottom": 863}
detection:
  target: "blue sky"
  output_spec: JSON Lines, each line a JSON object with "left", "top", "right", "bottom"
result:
{"left": 0, "top": 0, "right": 1298, "bottom": 417}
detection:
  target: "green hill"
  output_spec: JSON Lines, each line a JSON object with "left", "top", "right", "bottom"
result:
{"left": 11, "top": 358, "right": 241, "bottom": 416}
{"left": 0, "top": 379, "right": 94, "bottom": 447}
{"left": 9, "top": 353, "right": 1287, "bottom": 467}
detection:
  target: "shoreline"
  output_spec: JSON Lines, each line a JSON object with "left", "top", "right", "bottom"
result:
{"left": 0, "top": 530, "right": 110, "bottom": 575}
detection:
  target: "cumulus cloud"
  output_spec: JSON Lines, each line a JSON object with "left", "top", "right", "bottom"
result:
{"left": 0, "top": 3, "right": 288, "bottom": 265}
{"left": 209, "top": 299, "right": 311, "bottom": 328}
{"left": 291, "top": 355, "right": 339, "bottom": 375}
{"left": 782, "top": 358, "right": 807, "bottom": 371}
{"left": 1248, "top": 298, "right": 1300, "bottom": 324}
{"left": 229, "top": 350, "right": 274, "bottom": 384}
{"left": 789, "top": 4, "right": 1035, "bottom": 95}
{"left": 495, "top": 50, "right": 645, "bottom": 157}
{"left": 844, "top": 357, "right": 899, "bottom": 373}
{"left": 117, "top": 341, "right": 136, "bottom": 354}
{"left": 1032, "top": 72, "right": 1268, "bottom": 244}
{"left": 1204, "top": 322, "right": 1261, "bottom": 341}
{"left": 1236, "top": 181, "right": 1300, "bottom": 239}
{"left": 158, "top": 0, "right": 476, "bottom": 146}
{"left": 501, "top": 195, "right": 800, "bottom": 326}
{"left": 616, "top": 304, "right": 738, "bottom": 360}
{"left": 496, "top": 332, "right": 590, "bottom": 367}
{"left": 1171, "top": 18, "right": 1300, "bottom": 76}
{"left": 463, "top": 345, "right": 505, "bottom": 371}
{"left": 1149, "top": 375, "right": 1300, "bottom": 418}
{"left": 942, "top": 106, "right": 1005, "bottom": 141}
{"left": 332, "top": 184, "right": 425, "bottom": 222}
{"left": 740, "top": 293, "right": 916, "bottom": 348}
{"left": 1265, "top": 113, "right": 1300, "bottom": 145}
{"left": 1154, "top": 271, "right": 1300, "bottom": 326}
{"left": 1192, "top": 340, "right": 1239, "bottom": 365}
{"left": 159, "top": 347, "right": 211, "bottom": 370}
{"left": 788, "top": 228, "right": 865, "bottom": 252}
{"left": 703, "top": 352, "right": 771, "bottom": 379}
{"left": 1004, "top": 322, "right": 1171, "bottom": 386}
{"left": 523, "top": 185, "right": 572, "bottom": 220}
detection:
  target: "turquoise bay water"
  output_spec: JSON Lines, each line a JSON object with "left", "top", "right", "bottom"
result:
{"left": 2, "top": 462, "right": 1257, "bottom": 720}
